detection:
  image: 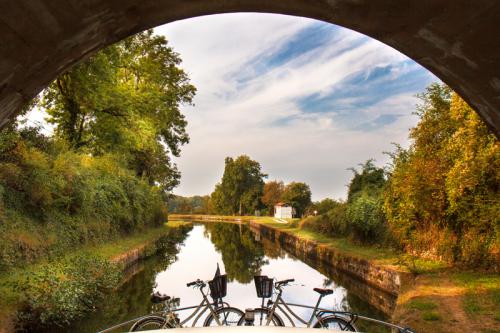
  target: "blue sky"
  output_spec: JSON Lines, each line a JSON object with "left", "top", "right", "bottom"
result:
{"left": 154, "top": 14, "right": 438, "bottom": 200}
{"left": 26, "top": 13, "right": 437, "bottom": 200}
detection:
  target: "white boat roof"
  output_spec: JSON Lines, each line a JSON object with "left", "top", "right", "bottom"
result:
{"left": 124, "top": 327, "right": 347, "bottom": 332}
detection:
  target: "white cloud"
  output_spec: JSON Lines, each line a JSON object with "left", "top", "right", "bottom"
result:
{"left": 155, "top": 13, "right": 436, "bottom": 200}
{"left": 21, "top": 13, "right": 433, "bottom": 201}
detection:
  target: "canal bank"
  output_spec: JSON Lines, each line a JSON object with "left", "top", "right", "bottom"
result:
{"left": 38, "top": 221, "right": 392, "bottom": 333}
{"left": 248, "top": 220, "right": 408, "bottom": 296}
{"left": 170, "top": 215, "right": 500, "bottom": 333}
{"left": 0, "top": 222, "right": 193, "bottom": 333}
{"left": 169, "top": 215, "right": 408, "bottom": 296}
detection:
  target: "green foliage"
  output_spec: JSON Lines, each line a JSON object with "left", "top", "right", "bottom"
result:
{"left": 347, "top": 194, "right": 386, "bottom": 244}
{"left": 300, "top": 202, "right": 348, "bottom": 237}
{"left": 407, "top": 300, "right": 438, "bottom": 311}
{"left": 13, "top": 255, "right": 121, "bottom": 329}
{"left": 300, "top": 160, "right": 387, "bottom": 245}
{"left": 210, "top": 155, "right": 267, "bottom": 215}
{"left": 281, "top": 182, "right": 312, "bottom": 217}
{"left": 309, "top": 198, "right": 339, "bottom": 215}
{"left": 168, "top": 195, "right": 210, "bottom": 214}
{"left": 384, "top": 83, "right": 500, "bottom": 268}
{"left": 347, "top": 159, "right": 386, "bottom": 202}
{"left": 0, "top": 126, "right": 167, "bottom": 270}
{"left": 0, "top": 30, "right": 196, "bottom": 271}
{"left": 40, "top": 30, "right": 196, "bottom": 192}
{"left": 261, "top": 180, "right": 285, "bottom": 215}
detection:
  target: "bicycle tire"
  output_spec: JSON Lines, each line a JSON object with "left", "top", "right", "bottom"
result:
{"left": 204, "top": 306, "right": 245, "bottom": 326}
{"left": 130, "top": 315, "right": 174, "bottom": 331}
{"left": 313, "top": 315, "right": 358, "bottom": 331}
{"left": 237, "top": 307, "right": 285, "bottom": 326}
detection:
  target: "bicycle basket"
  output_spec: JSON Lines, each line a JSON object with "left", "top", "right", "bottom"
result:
{"left": 208, "top": 274, "right": 227, "bottom": 299}
{"left": 254, "top": 275, "right": 274, "bottom": 298}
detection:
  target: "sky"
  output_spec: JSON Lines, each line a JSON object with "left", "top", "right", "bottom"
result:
{"left": 26, "top": 13, "right": 438, "bottom": 201}
{"left": 155, "top": 13, "right": 437, "bottom": 201}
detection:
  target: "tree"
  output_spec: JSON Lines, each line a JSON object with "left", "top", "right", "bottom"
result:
{"left": 281, "top": 182, "right": 311, "bottom": 217}
{"left": 261, "top": 180, "right": 284, "bottom": 215}
{"left": 310, "top": 198, "right": 339, "bottom": 215}
{"left": 210, "top": 155, "right": 267, "bottom": 215}
{"left": 168, "top": 195, "right": 210, "bottom": 214}
{"left": 40, "top": 30, "right": 196, "bottom": 192}
{"left": 347, "top": 159, "right": 386, "bottom": 202}
{"left": 384, "top": 83, "right": 499, "bottom": 267}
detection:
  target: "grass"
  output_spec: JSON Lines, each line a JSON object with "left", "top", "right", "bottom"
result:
{"left": 80, "top": 225, "right": 172, "bottom": 259}
{"left": 0, "top": 222, "right": 185, "bottom": 326}
{"left": 407, "top": 299, "right": 438, "bottom": 311}
{"left": 406, "top": 299, "right": 441, "bottom": 321}
{"left": 251, "top": 217, "right": 400, "bottom": 265}
{"left": 452, "top": 272, "right": 500, "bottom": 319}
{"left": 422, "top": 311, "right": 441, "bottom": 321}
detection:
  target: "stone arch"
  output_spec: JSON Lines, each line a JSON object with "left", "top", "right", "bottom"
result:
{"left": 0, "top": 0, "right": 499, "bottom": 136}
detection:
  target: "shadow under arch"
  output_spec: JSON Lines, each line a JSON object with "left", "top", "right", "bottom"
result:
{"left": 0, "top": 0, "right": 500, "bottom": 136}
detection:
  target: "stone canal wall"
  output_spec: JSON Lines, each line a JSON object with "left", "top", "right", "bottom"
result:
{"left": 112, "top": 223, "right": 192, "bottom": 269}
{"left": 249, "top": 221, "right": 410, "bottom": 297}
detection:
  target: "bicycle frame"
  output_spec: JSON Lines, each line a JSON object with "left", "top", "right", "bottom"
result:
{"left": 261, "top": 285, "right": 412, "bottom": 332}
{"left": 263, "top": 286, "right": 330, "bottom": 327}
{"left": 96, "top": 286, "right": 229, "bottom": 333}
{"left": 161, "top": 284, "right": 223, "bottom": 327}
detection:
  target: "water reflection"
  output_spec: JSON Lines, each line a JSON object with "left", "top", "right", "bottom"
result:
{"left": 204, "top": 223, "right": 267, "bottom": 283}
{"left": 52, "top": 223, "right": 394, "bottom": 333}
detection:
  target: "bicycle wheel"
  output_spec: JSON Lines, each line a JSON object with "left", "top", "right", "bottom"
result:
{"left": 204, "top": 306, "right": 244, "bottom": 326}
{"left": 313, "top": 315, "right": 357, "bottom": 331}
{"left": 237, "top": 308, "right": 285, "bottom": 326}
{"left": 130, "top": 315, "right": 174, "bottom": 331}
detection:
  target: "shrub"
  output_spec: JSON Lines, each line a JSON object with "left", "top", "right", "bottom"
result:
{"left": 300, "top": 203, "right": 349, "bottom": 238}
{"left": 384, "top": 87, "right": 499, "bottom": 269}
{"left": 347, "top": 194, "right": 387, "bottom": 244}
{"left": 14, "top": 255, "right": 121, "bottom": 329}
{"left": 0, "top": 129, "right": 168, "bottom": 270}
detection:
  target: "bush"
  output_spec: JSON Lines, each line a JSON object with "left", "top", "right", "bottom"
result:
{"left": 347, "top": 194, "right": 387, "bottom": 244}
{"left": 0, "top": 128, "right": 168, "bottom": 270}
{"left": 14, "top": 255, "right": 121, "bottom": 329}
{"left": 384, "top": 86, "right": 500, "bottom": 269}
{"left": 300, "top": 203, "right": 349, "bottom": 237}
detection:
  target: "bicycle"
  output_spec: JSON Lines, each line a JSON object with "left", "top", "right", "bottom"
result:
{"left": 130, "top": 274, "right": 244, "bottom": 330}
{"left": 238, "top": 275, "right": 358, "bottom": 330}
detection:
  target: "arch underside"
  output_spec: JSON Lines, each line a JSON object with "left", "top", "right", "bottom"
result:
{"left": 0, "top": 0, "right": 499, "bottom": 136}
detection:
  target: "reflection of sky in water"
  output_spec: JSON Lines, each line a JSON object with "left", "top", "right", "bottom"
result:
{"left": 155, "top": 224, "right": 349, "bottom": 327}
{"left": 43, "top": 222, "right": 391, "bottom": 333}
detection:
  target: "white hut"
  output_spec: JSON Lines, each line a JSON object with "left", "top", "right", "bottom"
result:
{"left": 274, "top": 202, "right": 293, "bottom": 219}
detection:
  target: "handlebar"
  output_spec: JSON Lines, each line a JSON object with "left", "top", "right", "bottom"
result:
{"left": 187, "top": 279, "right": 202, "bottom": 287}
{"left": 275, "top": 278, "right": 294, "bottom": 287}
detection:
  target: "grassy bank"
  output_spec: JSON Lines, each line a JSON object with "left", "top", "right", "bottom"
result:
{"left": 170, "top": 214, "right": 500, "bottom": 333}
{"left": 248, "top": 217, "right": 500, "bottom": 332}
{"left": 0, "top": 222, "right": 191, "bottom": 332}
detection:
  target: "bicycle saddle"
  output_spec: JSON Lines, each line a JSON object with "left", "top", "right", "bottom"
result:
{"left": 151, "top": 292, "right": 170, "bottom": 303}
{"left": 313, "top": 288, "right": 333, "bottom": 296}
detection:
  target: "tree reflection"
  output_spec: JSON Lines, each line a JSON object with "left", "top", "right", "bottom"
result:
{"left": 205, "top": 223, "right": 267, "bottom": 283}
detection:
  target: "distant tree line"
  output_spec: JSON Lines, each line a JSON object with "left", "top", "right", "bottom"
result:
{"left": 207, "top": 155, "right": 312, "bottom": 217}
{"left": 168, "top": 195, "right": 210, "bottom": 214}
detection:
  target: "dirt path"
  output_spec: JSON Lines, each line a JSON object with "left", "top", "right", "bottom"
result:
{"left": 394, "top": 274, "right": 498, "bottom": 333}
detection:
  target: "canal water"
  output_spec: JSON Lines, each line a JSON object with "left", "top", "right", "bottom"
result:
{"left": 58, "top": 222, "right": 396, "bottom": 332}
